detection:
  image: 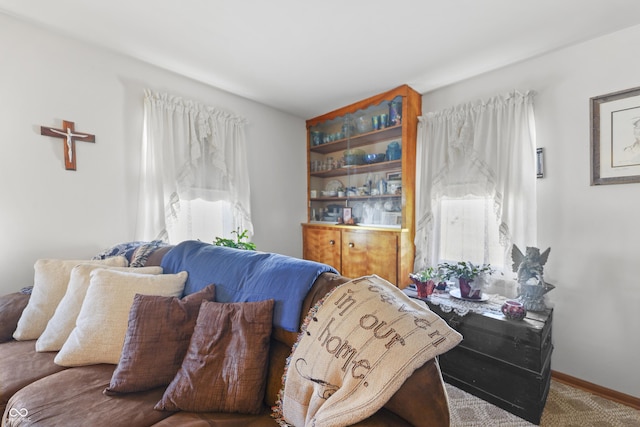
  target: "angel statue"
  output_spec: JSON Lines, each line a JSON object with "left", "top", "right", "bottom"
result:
{"left": 511, "top": 244, "right": 551, "bottom": 285}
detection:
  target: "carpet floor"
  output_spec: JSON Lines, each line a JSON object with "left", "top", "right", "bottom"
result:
{"left": 446, "top": 379, "right": 640, "bottom": 426}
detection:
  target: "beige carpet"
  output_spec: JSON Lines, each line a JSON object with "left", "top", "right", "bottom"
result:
{"left": 446, "top": 380, "right": 640, "bottom": 426}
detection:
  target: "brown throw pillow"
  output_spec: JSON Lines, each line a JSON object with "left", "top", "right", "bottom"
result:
{"left": 0, "top": 292, "right": 30, "bottom": 342}
{"left": 155, "top": 299, "right": 274, "bottom": 414}
{"left": 104, "top": 284, "right": 216, "bottom": 395}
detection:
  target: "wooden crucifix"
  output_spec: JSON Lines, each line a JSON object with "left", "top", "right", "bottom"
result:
{"left": 40, "top": 120, "right": 95, "bottom": 170}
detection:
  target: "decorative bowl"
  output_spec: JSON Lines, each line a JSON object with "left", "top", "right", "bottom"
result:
{"left": 364, "top": 153, "right": 386, "bottom": 164}
{"left": 343, "top": 149, "right": 365, "bottom": 166}
{"left": 501, "top": 300, "right": 527, "bottom": 320}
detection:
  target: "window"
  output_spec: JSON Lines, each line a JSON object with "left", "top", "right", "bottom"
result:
{"left": 135, "top": 90, "right": 252, "bottom": 242}
{"left": 414, "top": 91, "right": 537, "bottom": 272}
{"left": 438, "top": 196, "right": 505, "bottom": 270}
{"left": 166, "top": 199, "right": 233, "bottom": 244}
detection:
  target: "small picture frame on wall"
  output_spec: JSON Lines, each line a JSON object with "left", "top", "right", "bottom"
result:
{"left": 591, "top": 86, "right": 640, "bottom": 185}
{"left": 536, "top": 148, "right": 544, "bottom": 178}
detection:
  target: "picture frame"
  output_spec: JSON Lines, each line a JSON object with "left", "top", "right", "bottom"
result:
{"left": 342, "top": 207, "right": 352, "bottom": 223}
{"left": 591, "top": 86, "right": 640, "bottom": 185}
{"left": 536, "top": 148, "right": 544, "bottom": 178}
{"left": 386, "top": 171, "right": 401, "bottom": 181}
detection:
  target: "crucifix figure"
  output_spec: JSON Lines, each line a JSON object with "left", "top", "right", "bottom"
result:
{"left": 40, "top": 120, "right": 95, "bottom": 170}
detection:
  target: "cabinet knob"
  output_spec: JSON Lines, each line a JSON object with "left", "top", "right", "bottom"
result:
{"left": 349, "top": 242, "right": 354, "bottom": 248}
{"left": 329, "top": 240, "right": 335, "bottom": 246}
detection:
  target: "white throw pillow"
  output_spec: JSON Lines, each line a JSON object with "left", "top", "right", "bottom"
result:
{"left": 13, "top": 256, "right": 128, "bottom": 341}
{"left": 54, "top": 268, "right": 188, "bottom": 367}
{"left": 36, "top": 264, "right": 163, "bottom": 352}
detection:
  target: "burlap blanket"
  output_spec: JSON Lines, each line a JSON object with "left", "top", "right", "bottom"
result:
{"left": 274, "top": 275, "right": 462, "bottom": 427}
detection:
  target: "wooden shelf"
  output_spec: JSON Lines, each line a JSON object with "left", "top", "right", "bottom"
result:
{"left": 311, "top": 193, "right": 401, "bottom": 202}
{"left": 309, "top": 125, "right": 402, "bottom": 154}
{"left": 310, "top": 160, "right": 401, "bottom": 177}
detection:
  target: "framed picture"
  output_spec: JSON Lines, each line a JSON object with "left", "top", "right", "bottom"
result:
{"left": 386, "top": 171, "right": 401, "bottom": 181}
{"left": 342, "top": 207, "right": 352, "bottom": 223}
{"left": 536, "top": 148, "right": 544, "bottom": 178}
{"left": 591, "top": 86, "right": 640, "bottom": 185}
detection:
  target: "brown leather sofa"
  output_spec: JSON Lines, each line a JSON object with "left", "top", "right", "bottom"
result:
{"left": 0, "top": 246, "right": 451, "bottom": 426}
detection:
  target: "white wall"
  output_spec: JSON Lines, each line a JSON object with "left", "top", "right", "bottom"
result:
{"left": 422, "top": 25, "right": 640, "bottom": 397}
{"left": 0, "top": 14, "right": 307, "bottom": 296}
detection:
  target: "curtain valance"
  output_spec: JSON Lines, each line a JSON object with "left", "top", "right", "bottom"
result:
{"left": 136, "top": 90, "right": 252, "bottom": 241}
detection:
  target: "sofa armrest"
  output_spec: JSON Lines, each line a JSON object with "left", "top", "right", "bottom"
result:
{"left": 383, "top": 358, "right": 450, "bottom": 427}
{"left": 0, "top": 291, "right": 30, "bottom": 342}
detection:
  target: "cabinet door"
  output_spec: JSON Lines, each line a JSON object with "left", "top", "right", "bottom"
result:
{"left": 341, "top": 230, "right": 397, "bottom": 284}
{"left": 302, "top": 227, "right": 341, "bottom": 272}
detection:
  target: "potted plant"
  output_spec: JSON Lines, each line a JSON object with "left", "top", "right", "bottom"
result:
{"left": 409, "top": 266, "right": 443, "bottom": 298}
{"left": 438, "top": 261, "right": 494, "bottom": 300}
{"left": 213, "top": 228, "right": 256, "bottom": 251}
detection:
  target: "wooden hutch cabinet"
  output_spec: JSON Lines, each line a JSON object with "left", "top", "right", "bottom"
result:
{"left": 302, "top": 85, "right": 421, "bottom": 287}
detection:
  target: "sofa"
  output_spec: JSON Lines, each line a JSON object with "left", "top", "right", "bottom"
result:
{"left": 0, "top": 240, "right": 459, "bottom": 427}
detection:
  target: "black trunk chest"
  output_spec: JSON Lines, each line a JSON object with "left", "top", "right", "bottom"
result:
{"left": 424, "top": 298, "right": 553, "bottom": 424}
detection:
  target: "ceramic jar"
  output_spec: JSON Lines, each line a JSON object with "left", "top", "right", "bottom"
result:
{"left": 386, "top": 141, "right": 401, "bottom": 160}
{"left": 310, "top": 131, "right": 323, "bottom": 146}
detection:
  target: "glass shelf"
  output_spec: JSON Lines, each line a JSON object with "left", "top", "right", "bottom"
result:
{"left": 310, "top": 160, "right": 401, "bottom": 178}
{"left": 311, "top": 193, "right": 400, "bottom": 202}
{"left": 310, "top": 125, "right": 402, "bottom": 154}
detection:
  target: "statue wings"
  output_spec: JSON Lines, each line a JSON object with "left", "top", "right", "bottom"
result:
{"left": 511, "top": 244, "right": 551, "bottom": 276}
{"left": 511, "top": 244, "right": 526, "bottom": 273}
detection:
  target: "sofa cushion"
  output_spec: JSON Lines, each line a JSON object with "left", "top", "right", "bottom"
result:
{"left": 13, "top": 257, "right": 129, "bottom": 341}
{"left": 0, "top": 292, "right": 30, "bottom": 343}
{"left": 0, "top": 340, "right": 66, "bottom": 415}
{"left": 5, "top": 364, "right": 171, "bottom": 427}
{"left": 54, "top": 269, "right": 187, "bottom": 367}
{"left": 155, "top": 299, "right": 274, "bottom": 414}
{"left": 36, "top": 265, "right": 163, "bottom": 352}
{"left": 104, "top": 284, "right": 215, "bottom": 395}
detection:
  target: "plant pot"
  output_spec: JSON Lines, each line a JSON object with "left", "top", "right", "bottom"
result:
{"left": 458, "top": 278, "right": 482, "bottom": 299}
{"left": 410, "top": 276, "right": 435, "bottom": 298}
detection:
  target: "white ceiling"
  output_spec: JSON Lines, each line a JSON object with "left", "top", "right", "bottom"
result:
{"left": 2, "top": 0, "right": 640, "bottom": 118}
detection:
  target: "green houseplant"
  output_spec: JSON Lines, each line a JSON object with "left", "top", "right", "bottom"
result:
{"left": 438, "top": 261, "right": 494, "bottom": 299}
{"left": 213, "top": 228, "right": 256, "bottom": 251}
{"left": 409, "top": 266, "right": 444, "bottom": 298}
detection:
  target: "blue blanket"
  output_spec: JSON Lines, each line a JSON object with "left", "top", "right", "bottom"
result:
{"left": 161, "top": 241, "right": 338, "bottom": 332}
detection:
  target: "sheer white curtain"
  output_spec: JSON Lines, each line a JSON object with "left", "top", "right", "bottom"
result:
{"left": 414, "top": 91, "right": 537, "bottom": 271}
{"left": 135, "top": 90, "right": 252, "bottom": 242}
